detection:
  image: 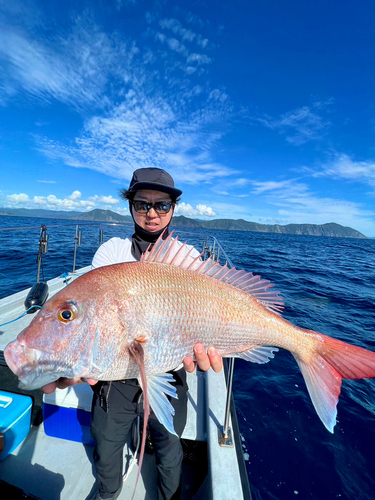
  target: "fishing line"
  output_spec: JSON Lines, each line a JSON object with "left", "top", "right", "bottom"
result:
{"left": 60, "top": 272, "right": 86, "bottom": 286}
{"left": 60, "top": 272, "right": 71, "bottom": 286}
{"left": 122, "top": 416, "right": 141, "bottom": 483}
{"left": 0, "top": 306, "right": 42, "bottom": 327}
{"left": 41, "top": 252, "right": 45, "bottom": 283}
{"left": 1, "top": 272, "right": 85, "bottom": 328}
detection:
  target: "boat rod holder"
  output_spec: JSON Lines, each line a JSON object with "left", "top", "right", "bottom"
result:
{"left": 202, "top": 237, "right": 221, "bottom": 262}
{"left": 72, "top": 225, "right": 82, "bottom": 273}
{"left": 36, "top": 225, "right": 49, "bottom": 283}
{"left": 24, "top": 225, "right": 49, "bottom": 313}
{"left": 218, "top": 357, "right": 235, "bottom": 447}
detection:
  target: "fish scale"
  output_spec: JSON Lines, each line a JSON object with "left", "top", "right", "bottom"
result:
{"left": 123, "top": 266, "right": 255, "bottom": 359}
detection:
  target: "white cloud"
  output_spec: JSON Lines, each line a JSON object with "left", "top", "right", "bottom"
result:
{"left": 88, "top": 195, "right": 119, "bottom": 205}
{"left": 68, "top": 190, "right": 82, "bottom": 200}
{"left": 37, "top": 179, "right": 56, "bottom": 184}
{"left": 159, "top": 18, "right": 198, "bottom": 44}
{"left": 7, "top": 193, "right": 30, "bottom": 203}
{"left": 186, "top": 53, "right": 211, "bottom": 65}
{"left": 175, "top": 202, "right": 216, "bottom": 217}
{"left": 255, "top": 100, "right": 332, "bottom": 145}
{"left": 0, "top": 32, "right": 92, "bottom": 107}
{"left": 209, "top": 89, "right": 228, "bottom": 102}
{"left": 151, "top": 17, "right": 211, "bottom": 69}
{"left": 0, "top": 13, "right": 137, "bottom": 109}
{"left": 206, "top": 201, "right": 251, "bottom": 218}
{"left": 167, "top": 38, "right": 180, "bottom": 51}
{"left": 184, "top": 66, "right": 197, "bottom": 75}
{"left": 35, "top": 84, "right": 235, "bottom": 185}
{"left": 231, "top": 178, "right": 250, "bottom": 187}
{"left": 210, "top": 177, "right": 253, "bottom": 197}
{"left": 2, "top": 8, "right": 233, "bottom": 187}
{"left": 185, "top": 12, "right": 206, "bottom": 29}
{"left": 249, "top": 177, "right": 375, "bottom": 236}
{"left": 112, "top": 206, "right": 130, "bottom": 216}
{"left": 145, "top": 11, "right": 155, "bottom": 24}
{"left": 155, "top": 32, "right": 166, "bottom": 44}
{"left": 315, "top": 154, "right": 375, "bottom": 189}
{"left": 143, "top": 48, "right": 155, "bottom": 64}
{"left": 5, "top": 191, "right": 121, "bottom": 211}
{"left": 250, "top": 179, "right": 307, "bottom": 195}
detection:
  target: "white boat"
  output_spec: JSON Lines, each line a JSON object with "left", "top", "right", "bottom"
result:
{"left": 0, "top": 222, "right": 252, "bottom": 500}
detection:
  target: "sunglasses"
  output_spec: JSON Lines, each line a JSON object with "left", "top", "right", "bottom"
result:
{"left": 132, "top": 200, "right": 173, "bottom": 215}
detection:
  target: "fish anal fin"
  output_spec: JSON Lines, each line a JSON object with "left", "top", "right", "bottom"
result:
{"left": 294, "top": 330, "right": 375, "bottom": 433}
{"left": 140, "top": 230, "right": 284, "bottom": 313}
{"left": 146, "top": 373, "right": 178, "bottom": 436}
{"left": 228, "top": 345, "right": 279, "bottom": 364}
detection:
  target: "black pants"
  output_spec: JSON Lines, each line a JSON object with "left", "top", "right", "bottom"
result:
{"left": 90, "top": 369, "right": 188, "bottom": 500}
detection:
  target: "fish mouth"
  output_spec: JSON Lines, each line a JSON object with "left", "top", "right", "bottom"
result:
{"left": 4, "top": 340, "right": 63, "bottom": 390}
{"left": 4, "top": 340, "right": 43, "bottom": 376}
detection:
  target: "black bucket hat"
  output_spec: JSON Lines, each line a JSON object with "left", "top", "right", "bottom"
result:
{"left": 128, "top": 168, "right": 182, "bottom": 197}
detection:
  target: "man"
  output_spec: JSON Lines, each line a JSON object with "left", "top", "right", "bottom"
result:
{"left": 42, "top": 168, "right": 222, "bottom": 500}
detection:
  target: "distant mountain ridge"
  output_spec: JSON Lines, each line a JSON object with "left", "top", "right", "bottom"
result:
{"left": 0, "top": 207, "right": 367, "bottom": 238}
{"left": 70, "top": 209, "right": 133, "bottom": 223}
{"left": 171, "top": 216, "right": 366, "bottom": 238}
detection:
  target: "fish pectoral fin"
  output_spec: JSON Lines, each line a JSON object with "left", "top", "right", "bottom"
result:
{"left": 227, "top": 345, "right": 279, "bottom": 364}
{"left": 89, "top": 327, "right": 114, "bottom": 374}
{"left": 139, "top": 373, "right": 178, "bottom": 436}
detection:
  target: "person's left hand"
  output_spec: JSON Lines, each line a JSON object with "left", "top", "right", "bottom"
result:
{"left": 183, "top": 343, "right": 223, "bottom": 373}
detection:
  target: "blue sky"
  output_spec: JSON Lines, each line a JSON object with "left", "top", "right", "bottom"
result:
{"left": 1, "top": 0, "right": 375, "bottom": 236}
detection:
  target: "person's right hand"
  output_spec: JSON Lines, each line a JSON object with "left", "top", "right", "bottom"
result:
{"left": 183, "top": 343, "right": 223, "bottom": 374}
{"left": 42, "top": 378, "right": 98, "bottom": 394}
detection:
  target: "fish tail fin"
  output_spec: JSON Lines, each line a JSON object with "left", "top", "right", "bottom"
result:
{"left": 294, "top": 331, "right": 375, "bottom": 433}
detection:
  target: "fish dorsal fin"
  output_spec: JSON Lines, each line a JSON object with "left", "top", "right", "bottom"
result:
{"left": 141, "top": 231, "right": 284, "bottom": 314}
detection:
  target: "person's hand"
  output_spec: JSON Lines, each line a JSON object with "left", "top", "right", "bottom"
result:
{"left": 41, "top": 378, "right": 98, "bottom": 394}
{"left": 183, "top": 343, "right": 223, "bottom": 374}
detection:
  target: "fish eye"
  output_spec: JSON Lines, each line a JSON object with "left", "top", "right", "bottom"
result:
{"left": 58, "top": 309, "right": 75, "bottom": 322}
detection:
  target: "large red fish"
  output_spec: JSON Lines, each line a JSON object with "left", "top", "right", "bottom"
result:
{"left": 5, "top": 231, "right": 375, "bottom": 437}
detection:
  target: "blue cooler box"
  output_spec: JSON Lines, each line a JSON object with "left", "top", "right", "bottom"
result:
{"left": 0, "top": 390, "right": 33, "bottom": 461}
{"left": 43, "top": 383, "right": 94, "bottom": 446}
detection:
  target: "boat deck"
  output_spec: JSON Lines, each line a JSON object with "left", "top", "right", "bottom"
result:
{"left": 0, "top": 369, "right": 244, "bottom": 499}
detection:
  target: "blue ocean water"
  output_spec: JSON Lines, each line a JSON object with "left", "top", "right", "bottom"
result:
{"left": 1, "top": 216, "right": 375, "bottom": 500}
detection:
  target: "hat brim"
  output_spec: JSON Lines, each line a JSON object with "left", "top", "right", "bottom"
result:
{"left": 129, "top": 181, "right": 182, "bottom": 197}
